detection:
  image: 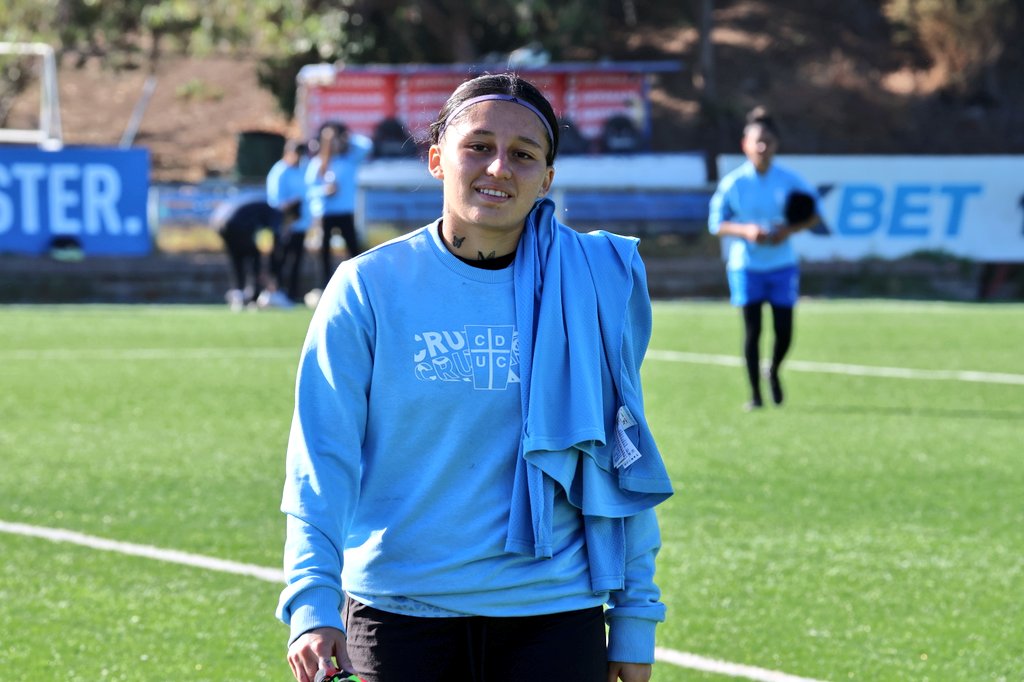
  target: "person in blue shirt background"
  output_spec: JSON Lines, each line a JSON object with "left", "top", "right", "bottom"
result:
{"left": 277, "top": 73, "right": 672, "bottom": 682}
{"left": 266, "top": 138, "right": 311, "bottom": 303}
{"left": 708, "top": 106, "right": 821, "bottom": 410}
{"left": 305, "top": 122, "right": 374, "bottom": 290}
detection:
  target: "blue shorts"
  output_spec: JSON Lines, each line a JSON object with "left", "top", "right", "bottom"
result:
{"left": 727, "top": 265, "right": 800, "bottom": 307}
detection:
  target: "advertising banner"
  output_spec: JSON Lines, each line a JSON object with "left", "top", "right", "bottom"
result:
{"left": 302, "top": 71, "right": 399, "bottom": 139}
{"left": 0, "top": 145, "right": 151, "bottom": 256}
{"left": 565, "top": 71, "right": 646, "bottom": 140}
{"left": 395, "top": 72, "right": 466, "bottom": 141}
{"left": 718, "top": 155, "right": 1024, "bottom": 262}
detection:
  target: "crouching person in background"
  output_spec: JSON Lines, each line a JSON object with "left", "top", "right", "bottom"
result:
{"left": 209, "top": 195, "right": 283, "bottom": 311}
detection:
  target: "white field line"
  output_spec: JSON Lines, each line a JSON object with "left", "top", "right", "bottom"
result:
{"left": 7, "top": 347, "right": 1023, "bottom": 386}
{"left": 645, "top": 350, "right": 1024, "bottom": 386}
{"left": 0, "top": 519, "right": 284, "bottom": 583}
{"left": 0, "top": 519, "right": 828, "bottom": 682}
{"left": 0, "top": 348, "right": 296, "bottom": 361}
{"left": 655, "top": 648, "right": 827, "bottom": 682}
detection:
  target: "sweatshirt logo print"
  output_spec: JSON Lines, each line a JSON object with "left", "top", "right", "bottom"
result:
{"left": 413, "top": 325, "right": 519, "bottom": 390}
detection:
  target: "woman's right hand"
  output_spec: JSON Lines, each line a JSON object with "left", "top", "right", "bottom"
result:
{"left": 287, "top": 627, "right": 353, "bottom": 682}
{"left": 746, "top": 223, "right": 768, "bottom": 243}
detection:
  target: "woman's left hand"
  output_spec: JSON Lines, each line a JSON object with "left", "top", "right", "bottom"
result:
{"left": 607, "top": 661, "right": 653, "bottom": 682}
{"left": 767, "top": 225, "right": 792, "bottom": 245}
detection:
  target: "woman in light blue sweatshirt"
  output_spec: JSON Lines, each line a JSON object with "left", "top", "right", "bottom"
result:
{"left": 278, "top": 73, "right": 672, "bottom": 682}
{"left": 305, "top": 122, "right": 374, "bottom": 290}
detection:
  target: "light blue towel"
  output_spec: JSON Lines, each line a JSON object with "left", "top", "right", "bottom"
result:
{"left": 506, "top": 198, "right": 673, "bottom": 591}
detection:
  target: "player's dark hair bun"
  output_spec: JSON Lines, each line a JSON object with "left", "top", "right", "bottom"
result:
{"left": 746, "top": 105, "right": 772, "bottom": 125}
{"left": 744, "top": 105, "right": 780, "bottom": 138}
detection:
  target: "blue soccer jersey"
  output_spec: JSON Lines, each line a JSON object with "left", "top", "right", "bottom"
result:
{"left": 708, "top": 160, "right": 820, "bottom": 272}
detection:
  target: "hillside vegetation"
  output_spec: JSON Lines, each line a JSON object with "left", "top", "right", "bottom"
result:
{"left": 7, "top": 0, "right": 1023, "bottom": 182}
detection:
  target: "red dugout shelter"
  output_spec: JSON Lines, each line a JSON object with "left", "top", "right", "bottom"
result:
{"left": 295, "top": 61, "right": 680, "bottom": 156}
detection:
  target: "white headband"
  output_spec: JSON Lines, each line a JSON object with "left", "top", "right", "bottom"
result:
{"left": 439, "top": 93, "right": 555, "bottom": 148}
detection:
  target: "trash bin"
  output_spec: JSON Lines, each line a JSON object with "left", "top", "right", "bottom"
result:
{"left": 235, "top": 130, "right": 286, "bottom": 181}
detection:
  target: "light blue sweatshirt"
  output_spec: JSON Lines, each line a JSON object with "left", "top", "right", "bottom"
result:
{"left": 304, "top": 133, "right": 373, "bottom": 217}
{"left": 277, "top": 212, "right": 667, "bottom": 664}
{"left": 266, "top": 158, "right": 310, "bottom": 232}
{"left": 708, "top": 160, "right": 820, "bottom": 272}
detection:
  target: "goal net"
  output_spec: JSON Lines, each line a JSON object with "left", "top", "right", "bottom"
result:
{"left": 0, "top": 42, "right": 63, "bottom": 150}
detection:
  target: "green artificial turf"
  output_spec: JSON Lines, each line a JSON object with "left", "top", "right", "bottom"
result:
{"left": 1, "top": 301, "right": 1021, "bottom": 681}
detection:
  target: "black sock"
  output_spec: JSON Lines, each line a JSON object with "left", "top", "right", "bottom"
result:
{"left": 742, "top": 304, "right": 763, "bottom": 404}
{"left": 769, "top": 305, "right": 794, "bottom": 404}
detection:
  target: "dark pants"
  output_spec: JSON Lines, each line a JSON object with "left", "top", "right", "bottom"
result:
{"left": 342, "top": 600, "right": 607, "bottom": 682}
{"left": 219, "top": 223, "right": 263, "bottom": 301}
{"left": 272, "top": 230, "right": 308, "bottom": 301}
{"left": 742, "top": 302, "right": 794, "bottom": 402}
{"left": 318, "top": 213, "right": 362, "bottom": 288}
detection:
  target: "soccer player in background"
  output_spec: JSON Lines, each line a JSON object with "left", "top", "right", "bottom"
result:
{"left": 304, "top": 122, "right": 374, "bottom": 290}
{"left": 708, "top": 106, "right": 822, "bottom": 410}
{"left": 208, "top": 194, "right": 281, "bottom": 310}
{"left": 266, "top": 138, "right": 311, "bottom": 304}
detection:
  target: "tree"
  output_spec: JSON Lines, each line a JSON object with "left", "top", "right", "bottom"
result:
{"left": 884, "top": 0, "right": 1018, "bottom": 100}
{"left": 688, "top": 0, "right": 722, "bottom": 181}
{"left": 2, "top": 0, "right": 692, "bottom": 120}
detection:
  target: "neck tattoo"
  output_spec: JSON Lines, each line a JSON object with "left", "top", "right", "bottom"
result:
{"left": 452, "top": 234, "right": 466, "bottom": 248}
{"left": 477, "top": 250, "right": 497, "bottom": 261}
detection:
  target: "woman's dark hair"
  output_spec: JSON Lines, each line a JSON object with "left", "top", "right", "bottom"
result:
{"left": 428, "top": 72, "right": 560, "bottom": 165}
{"left": 743, "top": 105, "right": 780, "bottom": 139}
{"left": 319, "top": 120, "right": 348, "bottom": 140}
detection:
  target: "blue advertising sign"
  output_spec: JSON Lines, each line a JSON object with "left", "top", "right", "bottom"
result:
{"left": 0, "top": 145, "right": 151, "bottom": 255}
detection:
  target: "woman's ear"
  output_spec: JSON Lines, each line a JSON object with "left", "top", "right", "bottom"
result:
{"left": 537, "top": 167, "right": 555, "bottom": 197}
{"left": 428, "top": 145, "right": 444, "bottom": 180}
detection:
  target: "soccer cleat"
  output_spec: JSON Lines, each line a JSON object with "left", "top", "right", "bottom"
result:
{"left": 743, "top": 398, "right": 763, "bottom": 412}
{"left": 769, "top": 371, "right": 784, "bottom": 405}
{"left": 224, "top": 289, "right": 245, "bottom": 312}
{"left": 304, "top": 288, "right": 323, "bottom": 309}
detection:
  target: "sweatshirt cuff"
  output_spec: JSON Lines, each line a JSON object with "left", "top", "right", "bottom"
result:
{"left": 607, "top": 616, "right": 658, "bottom": 664}
{"left": 286, "top": 586, "right": 345, "bottom": 646}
